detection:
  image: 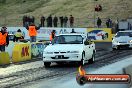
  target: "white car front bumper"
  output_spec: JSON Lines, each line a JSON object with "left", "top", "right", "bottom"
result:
{"left": 43, "top": 53, "right": 82, "bottom": 62}
{"left": 112, "top": 42, "right": 132, "bottom": 48}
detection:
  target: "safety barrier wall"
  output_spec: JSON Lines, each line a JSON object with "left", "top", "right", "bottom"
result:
{"left": 38, "top": 27, "right": 115, "bottom": 42}
{"left": 0, "top": 52, "right": 10, "bottom": 65}
{"left": 12, "top": 43, "right": 31, "bottom": 63}
{"left": 87, "top": 28, "right": 113, "bottom": 42}
{"left": 5, "top": 41, "right": 16, "bottom": 58}
{"left": 0, "top": 27, "right": 87, "bottom": 41}
{"left": 38, "top": 27, "right": 87, "bottom": 40}
{"left": 1, "top": 27, "right": 115, "bottom": 41}
{"left": 0, "top": 42, "right": 48, "bottom": 65}
{"left": 31, "top": 42, "right": 47, "bottom": 59}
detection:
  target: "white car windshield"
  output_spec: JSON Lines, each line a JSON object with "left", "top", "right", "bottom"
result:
{"left": 115, "top": 32, "right": 132, "bottom": 37}
{"left": 52, "top": 35, "right": 83, "bottom": 44}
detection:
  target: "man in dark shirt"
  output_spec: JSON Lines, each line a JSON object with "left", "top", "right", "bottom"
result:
{"left": 69, "top": 15, "right": 74, "bottom": 28}
{"left": 64, "top": 16, "right": 68, "bottom": 27}
{"left": 53, "top": 16, "right": 58, "bottom": 27}
{"left": 60, "top": 16, "right": 64, "bottom": 27}
{"left": 40, "top": 16, "right": 45, "bottom": 27}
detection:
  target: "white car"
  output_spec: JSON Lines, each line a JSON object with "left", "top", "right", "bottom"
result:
{"left": 43, "top": 33, "right": 96, "bottom": 67}
{"left": 112, "top": 31, "right": 132, "bottom": 50}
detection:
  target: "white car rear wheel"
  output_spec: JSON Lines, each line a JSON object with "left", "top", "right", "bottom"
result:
{"left": 89, "top": 52, "right": 95, "bottom": 64}
{"left": 112, "top": 48, "right": 116, "bottom": 50}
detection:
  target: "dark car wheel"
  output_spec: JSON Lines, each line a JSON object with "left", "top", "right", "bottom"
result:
{"left": 89, "top": 52, "right": 95, "bottom": 64}
{"left": 79, "top": 53, "right": 85, "bottom": 66}
{"left": 44, "top": 62, "right": 51, "bottom": 67}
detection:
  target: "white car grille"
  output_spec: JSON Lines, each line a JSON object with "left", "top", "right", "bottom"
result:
{"left": 119, "top": 42, "right": 127, "bottom": 43}
{"left": 54, "top": 52, "right": 66, "bottom": 54}
{"left": 51, "top": 55, "right": 69, "bottom": 59}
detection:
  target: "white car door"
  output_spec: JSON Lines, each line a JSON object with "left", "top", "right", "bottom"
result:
{"left": 89, "top": 42, "right": 94, "bottom": 59}
{"left": 83, "top": 40, "right": 92, "bottom": 60}
{"left": 87, "top": 41, "right": 93, "bottom": 60}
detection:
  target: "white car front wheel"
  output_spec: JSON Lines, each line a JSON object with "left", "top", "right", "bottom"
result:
{"left": 79, "top": 53, "right": 85, "bottom": 66}
{"left": 89, "top": 52, "right": 95, "bottom": 64}
{"left": 44, "top": 62, "right": 51, "bottom": 67}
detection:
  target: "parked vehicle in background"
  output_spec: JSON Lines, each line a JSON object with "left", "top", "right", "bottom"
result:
{"left": 8, "top": 34, "right": 14, "bottom": 41}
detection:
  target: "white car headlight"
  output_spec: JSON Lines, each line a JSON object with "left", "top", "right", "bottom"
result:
{"left": 44, "top": 51, "right": 53, "bottom": 54}
{"left": 113, "top": 40, "right": 119, "bottom": 43}
{"left": 129, "top": 40, "right": 132, "bottom": 43}
{"left": 67, "top": 51, "right": 79, "bottom": 53}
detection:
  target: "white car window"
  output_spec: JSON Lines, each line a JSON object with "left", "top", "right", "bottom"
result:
{"left": 53, "top": 35, "right": 83, "bottom": 44}
{"left": 116, "top": 32, "right": 132, "bottom": 37}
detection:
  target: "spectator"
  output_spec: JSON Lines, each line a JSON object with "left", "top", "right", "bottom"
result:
{"left": 97, "top": 17, "right": 102, "bottom": 28}
{"left": 53, "top": 16, "right": 58, "bottom": 27}
{"left": 47, "top": 15, "right": 53, "bottom": 27}
{"left": 69, "top": 15, "right": 74, "bottom": 28}
{"left": 13, "top": 29, "right": 24, "bottom": 42}
{"left": 106, "top": 18, "right": 112, "bottom": 28}
{"left": 59, "top": 16, "right": 64, "bottom": 27}
{"left": 95, "top": 5, "right": 99, "bottom": 12}
{"left": 23, "top": 15, "right": 26, "bottom": 27}
{"left": 27, "top": 23, "right": 39, "bottom": 42}
{"left": 24, "top": 15, "right": 29, "bottom": 28}
{"left": 28, "top": 16, "right": 32, "bottom": 26}
{"left": 63, "top": 16, "right": 68, "bottom": 27}
{"left": 40, "top": 16, "right": 45, "bottom": 27}
{"left": 50, "top": 30, "right": 56, "bottom": 41}
{"left": 0, "top": 27, "right": 9, "bottom": 52}
{"left": 98, "top": 4, "right": 102, "bottom": 11}
{"left": 30, "top": 16, "right": 35, "bottom": 24}
{"left": 71, "top": 28, "right": 76, "bottom": 33}
{"left": 115, "top": 18, "right": 119, "bottom": 32}
{"left": 95, "top": 4, "right": 102, "bottom": 12}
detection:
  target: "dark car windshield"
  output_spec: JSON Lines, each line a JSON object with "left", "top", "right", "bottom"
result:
{"left": 8, "top": 34, "right": 14, "bottom": 41}
{"left": 115, "top": 32, "right": 132, "bottom": 37}
{"left": 52, "top": 35, "right": 83, "bottom": 44}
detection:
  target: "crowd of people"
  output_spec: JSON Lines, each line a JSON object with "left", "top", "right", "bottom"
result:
{"left": 0, "top": 16, "right": 116, "bottom": 52}
{"left": 96, "top": 17, "right": 113, "bottom": 28}
{"left": 94, "top": 3, "right": 113, "bottom": 28}
{"left": 22, "top": 15, "right": 114, "bottom": 28}
{"left": 23, "top": 15, "right": 74, "bottom": 28}
{"left": 22, "top": 16, "right": 35, "bottom": 28}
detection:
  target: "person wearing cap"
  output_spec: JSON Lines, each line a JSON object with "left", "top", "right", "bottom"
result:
{"left": 71, "top": 28, "right": 76, "bottom": 33}
{"left": 69, "top": 15, "right": 74, "bottom": 28}
{"left": 0, "top": 27, "right": 9, "bottom": 52}
{"left": 13, "top": 29, "right": 24, "bottom": 42}
{"left": 50, "top": 30, "right": 56, "bottom": 41}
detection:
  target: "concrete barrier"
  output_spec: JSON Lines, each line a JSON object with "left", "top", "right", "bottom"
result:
{"left": 12, "top": 43, "right": 31, "bottom": 63}
{"left": 0, "top": 52, "right": 10, "bottom": 65}
{"left": 31, "top": 42, "right": 46, "bottom": 59}
{"left": 123, "top": 64, "right": 132, "bottom": 88}
{"left": 87, "top": 28, "right": 113, "bottom": 42}
{"left": 5, "top": 41, "right": 16, "bottom": 58}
